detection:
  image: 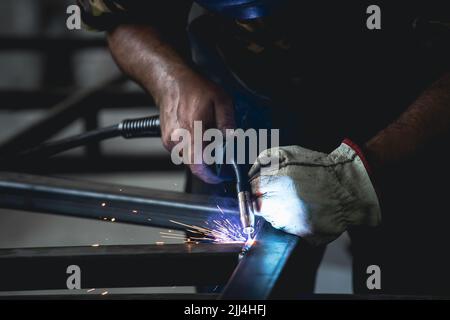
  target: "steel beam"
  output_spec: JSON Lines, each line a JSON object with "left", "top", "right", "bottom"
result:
{"left": 0, "top": 172, "right": 239, "bottom": 230}
{"left": 221, "top": 222, "right": 325, "bottom": 299}
{"left": 0, "top": 243, "right": 241, "bottom": 292}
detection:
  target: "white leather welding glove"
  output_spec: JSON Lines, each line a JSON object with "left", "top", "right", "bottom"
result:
{"left": 249, "top": 140, "right": 381, "bottom": 246}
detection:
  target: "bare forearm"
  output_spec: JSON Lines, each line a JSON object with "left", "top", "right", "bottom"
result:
{"left": 106, "top": 24, "right": 235, "bottom": 183}
{"left": 365, "top": 73, "right": 450, "bottom": 170}
{"left": 107, "top": 24, "right": 192, "bottom": 105}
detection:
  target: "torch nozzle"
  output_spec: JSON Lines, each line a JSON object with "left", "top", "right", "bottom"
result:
{"left": 238, "top": 191, "right": 255, "bottom": 236}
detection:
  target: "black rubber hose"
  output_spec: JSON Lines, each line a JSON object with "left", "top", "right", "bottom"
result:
{"left": 5, "top": 115, "right": 161, "bottom": 161}
{"left": 15, "top": 125, "right": 120, "bottom": 159}
{"left": 3, "top": 113, "right": 248, "bottom": 194}
{"left": 119, "top": 116, "right": 161, "bottom": 139}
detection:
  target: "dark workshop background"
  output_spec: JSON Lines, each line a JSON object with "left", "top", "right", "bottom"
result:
{"left": 0, "top": 0, "right": 352, "bottom": 295}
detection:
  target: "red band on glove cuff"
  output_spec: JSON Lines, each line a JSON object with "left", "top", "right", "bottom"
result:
{"left": 342, "top": 138, "right": 374, "bottom": 178}
{"left": 342, "top": 138, "right": 382, "bottom": 203}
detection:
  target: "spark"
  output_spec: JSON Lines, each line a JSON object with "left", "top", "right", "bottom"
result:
{"left": 156, "top": 241, "right": 165, "bottom": 245}
{"left": 87, "top": 288, "right": 96, "bottom": 293}
{"left": 101, "top": 291, "right": 108, "bottom": 296}
{"left": 111, "top": 218, "right": 116, "bottom": 222}
{"left": 162, "top": 205, "right": 259, "bottom": 245}
{"left": 91, "top": 243, "right": 100, "bottom": 247}
{"left": 169, "top": 219, "right": 246, "bottom": 244}
{"left": 132, "top": 210, "right": 138, "bottom": 214}
{"left": 217, "top": 205, "right": 225, "bottom": 215}
{"left": 101, "top": 203, "right": 106, "bottom": 207}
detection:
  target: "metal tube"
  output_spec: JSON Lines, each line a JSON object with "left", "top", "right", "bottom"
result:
{"left": 221, "top": 222, "right": 325, "bottom": 299}
{"left": 0, "top": 243, "right": 242, "bottom": 291}
{"left": 0, "top": 172, "right": 239, "bottom": 230}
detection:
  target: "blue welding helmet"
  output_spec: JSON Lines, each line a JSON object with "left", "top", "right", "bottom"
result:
{"left": 195, "top": 0, "right": 290, "bottom": 19}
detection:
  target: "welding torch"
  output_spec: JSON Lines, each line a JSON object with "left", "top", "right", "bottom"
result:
{"left": 5, "top": 115, "right": 255, "bottom": 236}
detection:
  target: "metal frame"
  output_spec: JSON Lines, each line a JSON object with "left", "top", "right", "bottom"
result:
{"left": 0, "top": 243, "right": 241, "bottom": 292}
{"left": 221, "top": 222, "right": 323, "bottom": 299}
{"left": 0, "top": 172, "right": 322, "bottom": 299}
{"left": 0, "top": 172, "right": 238, "bottom": 230}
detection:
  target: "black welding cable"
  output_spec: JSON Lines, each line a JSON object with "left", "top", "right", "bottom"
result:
{"left": 4, "top": 114, "right": 248, "bottom": 195}
{"left": 16, "top": 125, "right": 120, "bottom": 159}
{"left": 7, "top": 115, "right": 161, "bottom": 160}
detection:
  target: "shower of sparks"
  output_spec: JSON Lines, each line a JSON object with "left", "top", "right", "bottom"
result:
{"left": 159, "top": 204, "right": 259, "bottom": 244}
{"left": 167, "top": 218, "right": 247, "bottom": 244}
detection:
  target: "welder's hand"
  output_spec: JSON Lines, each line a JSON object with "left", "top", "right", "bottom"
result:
{"left": 249, "top": 140, "right": 381, "bottom": 246}
{"left": 157, "top": 69, "right": 235, "bottom": 184}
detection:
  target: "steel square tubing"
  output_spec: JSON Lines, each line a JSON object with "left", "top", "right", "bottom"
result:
{"left": 0, "top": 173, "right": 323, "bottom": 299}
{"left": 0, "top": 243, "right": 242, "bottom": 292}
{"left": 221, "top": 222, "right": 324, "bottom": 299}
{"left": 0, "top": 172, "right": 239, "bottom": 230}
